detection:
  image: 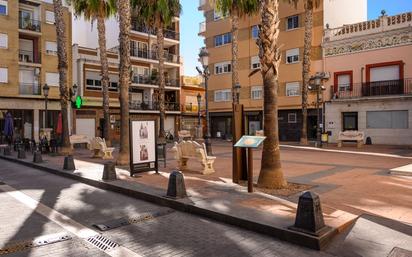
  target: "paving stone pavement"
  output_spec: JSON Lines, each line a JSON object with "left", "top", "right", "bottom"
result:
{"left": 0, "top": 160, "right": 337, "bottom": 257}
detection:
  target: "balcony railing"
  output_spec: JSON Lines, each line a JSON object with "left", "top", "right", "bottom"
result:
{"left": 19, "top": 17, "right": 41, "bottom": 32}
{"left": 131, "top": 74, "right": 180, "bottom": 87}
{"left": 129, "top": 101, "right": 180, "bottom": 111}
{"left": 19, "top": 50, "right": 41, "bottom": 64}
{"left": 130, "top": 48, "right": 180, "bottom": 64}
{"left": 199, "top": 21, "right": 206, "bottom": 34}
{"left": 19, "top": 83, "right": 41, "bottom": 95}
{"left": 331, "top": 78, "right": 412, "bottom": 100}
{"left": 131, "top": 20, "right": 180, "bottom": 40}
{"left": 182, "top": 103, "right": 205, "bottom": 113}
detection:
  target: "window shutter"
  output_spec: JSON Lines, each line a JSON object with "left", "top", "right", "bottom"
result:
{"left": 46, "top": 72, "right": 59, "bottom": 86}
{"left": 0, "top": 33, "right": 7, "bottom": 48}
{"left": 45, "top": 41, "right": 57, "bottom": 53}
{"left": 45, "top": 11, "right": 55, "bottom": 24}
{"left": 0, "top": 68, "right": 8, "bottom": 83}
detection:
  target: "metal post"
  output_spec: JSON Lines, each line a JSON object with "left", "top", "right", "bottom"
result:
{"left": 197, "top": 100, "right": 201, "bottom": 126}
{"left": 247, "top": 147, "right": 253, "bottom": 193}
{"left": 45, "top": 96, "right": 48, "bottom": 129}
{"left": 204, "top": 73, "right": 212, "bottom": 155}
{"left": 317, "top": 85, "right": 322, "bottom": 148}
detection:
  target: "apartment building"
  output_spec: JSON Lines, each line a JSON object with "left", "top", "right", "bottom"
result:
{"left": 72, "top": 16, "right": 181, "bottom": 143}
{"left": 0, "top": 0, "right": 72, "bottom": 141}
{"left": 323, "top": 12, "right": 412, "bottom": 145}
{"left": 180, "top": 75, "right": 205, "bottom": 135}
{"left": 198, "top": 0, "right": 366, "bottom": 141}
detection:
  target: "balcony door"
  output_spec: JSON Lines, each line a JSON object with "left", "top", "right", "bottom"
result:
{"left": 19, "top": 68, "right": 39, "bottom": 95}
{"left": 19, "top": 38, "right": 34, "bottom": 63}
{"left": 19, "top": 9, "right": 34, "bottom": 28}
{"left": 366, "top": 61, "right": 404, "bottom": 96}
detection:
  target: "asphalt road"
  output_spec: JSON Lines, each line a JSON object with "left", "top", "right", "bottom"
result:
{"left": 0, "top": 160, "right": 336, "bottom": 257}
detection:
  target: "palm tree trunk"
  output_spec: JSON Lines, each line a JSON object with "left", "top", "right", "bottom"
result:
{"left": 257, "top": 0, "right": 287, "bottom": 189}
{"left": 156, "top": 21, "right": 166, "bottom": 143}
{"left": 231, "top": 10, "right": 239, "bottom": 103}
{"left": 97, "top": 12, "right": 111, "bottom": 146}
{"left": 53, "top": 0, "right": 71, "bottom": 154}
{"left": 116, "top": 0, "right": 131, "bottom": 166}
{"left": 300, "top": 1, "right": 313, "bottom": 145}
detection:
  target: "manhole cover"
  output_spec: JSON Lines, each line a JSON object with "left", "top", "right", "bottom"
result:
{"left": 0, "top": 233, "right": 71, "bottom": 255}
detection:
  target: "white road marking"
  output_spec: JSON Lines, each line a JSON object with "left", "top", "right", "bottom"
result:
{"left": 0, "top": 184, "right": 141, "bottom": 257}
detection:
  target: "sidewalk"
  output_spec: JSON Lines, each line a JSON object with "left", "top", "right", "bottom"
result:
{"left": 0, "top": 149, "right": 357, "bottom": 251}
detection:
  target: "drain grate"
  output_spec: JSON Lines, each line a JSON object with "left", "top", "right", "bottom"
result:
{"left": 93, "top": 209, "right": 174, "bottom": 231}
{"left": 86, "top": 235, "right": 119, "bottom": 251}
{"left": 0, "top": 233, "right": 71, "bottom": 255}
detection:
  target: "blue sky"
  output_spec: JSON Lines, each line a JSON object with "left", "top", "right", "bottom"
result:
{"left": 180, "top": 0, "right": 412, "bottom": 76}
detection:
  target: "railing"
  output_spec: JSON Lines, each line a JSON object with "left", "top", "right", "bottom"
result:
{"left": 182, "top": 103, "right": 205, "bottom": 113}
{"left": 199, "top": 21, "right": 206, "bottom": 34}
{"left": 131, "top": 74, "right": 180, "bottom": 87}
{"left": 19, "top": 17, "right": 41, "bottom": 32}
{"left": 324, "top": 12, "right": 412, "bottom": 42}
{"left": 19, "top": 83, "right": 41, "bottom": 95}
{"left": 19, "top": 50, "right": 41, "bottom": 64}
{"left": 331, "top": 78, "right": 412, "bottom": 100}
{"left": 130, "top": 48, "right": 180, "bottom": 64}
{"left": 129, "top": 101, "right": 180, "bottom": 111}
{"left": 131, "top": 20, "right": 180, "bottom": 40}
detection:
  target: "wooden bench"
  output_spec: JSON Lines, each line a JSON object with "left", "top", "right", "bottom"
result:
{"left": 171, "top": 140, "right": 216, "bottom": 175}
{"left": 90, "top": 137, "right": 115, "bottom": 159}
{"left": 337, "top": 131, "right": 365, "bottom": 148}
{"left": 178, "top": 130, "right": 192, "bottom": 141}
{"left": 70, "top": 134, "right": 90, "bottom": 149}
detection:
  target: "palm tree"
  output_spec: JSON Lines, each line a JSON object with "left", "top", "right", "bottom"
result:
{"left": 256, "top": 0, "right": 287, "bottom": 188}
{"left": 68, "top": 0, "right": 117, "bottom": 147}
{"left": 116, "top": 0, "right": 132, "bottom": 165}
{"left": 52, "top": 0, "right": 72, "bottom": 154}
{"left": 287, "top": 0, "right": 320, "bottom": 145}
{"left": 211, "top": 0, "right": 259, "bottom": 104}
{"left": 132, "top": 0, "right": 182, "bottom": 143}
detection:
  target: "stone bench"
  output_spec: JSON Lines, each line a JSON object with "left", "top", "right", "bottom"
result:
{"left": 337, "top": 131, "right": 365, "bottom": 148}
{"left": 90, "top": 137, "right": 114, "bottom": 159}
{"left": 171, "top": 140, "right": 216, "bottom": 175}
{"left": 178, "top": 130, "right": 192, "bottom": 141}
{"left": 70, "top": 134, "right": 90, "bottom": 149}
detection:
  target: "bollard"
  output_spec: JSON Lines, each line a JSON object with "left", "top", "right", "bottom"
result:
{"left": 289, "top": 191, "right": 331, "bottom": 236}
{"left": 166, "top": 170, "right": 187, "bottom": 198}
{"left": 102, "top": 162, "right": 117, "bottom": 181}
{"left": 33, "top": 151, "right": 43, "bottom": 163}
{"left": 17, "top": 149, "right": 26, "bottom": 159}
{"left": 3, "top": 146, "right": 11, "bottom": 156}
{"left": 63, "top": 155, "right": 76, "bottom": 171}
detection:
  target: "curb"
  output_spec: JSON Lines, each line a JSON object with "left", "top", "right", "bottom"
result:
{"left": 0, "top": 154, "right": 337, "bottom": 250}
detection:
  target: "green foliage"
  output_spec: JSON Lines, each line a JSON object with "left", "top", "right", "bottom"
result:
{"left": 211, "top": 0, "right": 259, "bottom": 18}
{"left": 131, "top": 0, "right": 181, "bottom": 28}
{"left": 66, "top": 0, "right": 117, "bottom": 20}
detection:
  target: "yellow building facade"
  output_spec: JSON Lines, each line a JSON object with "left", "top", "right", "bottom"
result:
{"left": 198, "top": 0, "right": 366, "bottom": 141}
{"left": 0, "top": 0, "right": 72, "bottom": 141}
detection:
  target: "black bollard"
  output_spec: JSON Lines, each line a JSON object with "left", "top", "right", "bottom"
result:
{"left": 33, "top": 151, "right": 43, "bottom": 163}
{"left": 3, "top": 146, "right": 11, "bottom": 156}
{"left": 102, "top": 162, "right": 117, "bottom": 181}
{"left": 166, "top": 170, "right": 187, "bottom": 198}
{"left": 17, "top": 149, "right": 26, "bottom": 159}
{"left": 289, "top": 191, "right": 331, "bottom": 236}
{"left": 63, "top": 155, "right": 76, "bottom": 171}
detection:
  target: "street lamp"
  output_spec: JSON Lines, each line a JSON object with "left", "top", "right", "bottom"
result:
{"left": 197, "top": 93, "right": 202, "bottom": 126}
{"left": 234, "top": 82, "right": 241, "bottom": 103}
{"left": 309, "top": 73, "right": 327, "bottom": 148}
{"left": 42, "top": 83, "right": 49, "bottom": 129}
{"left": 196, "top": 47, "right": 212, "bottom": 155}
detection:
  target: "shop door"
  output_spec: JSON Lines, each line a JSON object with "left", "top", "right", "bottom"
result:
{"left": 76, "top": 118, "right": 95, "bottom": 140}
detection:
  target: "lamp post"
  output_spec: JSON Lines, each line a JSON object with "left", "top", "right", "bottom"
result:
{"left": 197, "top": 93, "right": 201, "bottom": 126}
{"left": 309, "top": 73, "right": 327, "bottom": 148}
{"left": 234, "top": 82, "right": 241, "bottom": 104}
{"left": 42, "top": 83, "right": 49, "bottom": 129}
{"left": 196, "top": 47, "right": 212, "bottom": 155}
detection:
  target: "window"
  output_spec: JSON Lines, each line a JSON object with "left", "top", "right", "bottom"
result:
{"left": 214, "top": 61, "right": 231, "bottom": 75}
{"left": 109, "top": 74, "right": 119, "bottom": 92}
{"left": 251, "top": 86, "right": 263, "bottom": 100}
{"left": 286, "top": 48, "right": 299, "bottom": 64}
{"left": 251, "top": 25, "right": 259, "bottom": 39}
{"left": 0, "top": 0, "right": 7, "bottom": 16}
{"left": 367, "top": 111, "right": 408, "bottom": 129}
{"left": 286, "top": 82, "right": 300, "bottom": 96}
{"left": 0, "top": 33, "right": 7, "bottom": 48}
{"left": 213, "top": 9, "right": 227, "bottom": 21}
{"left": 288, "top": 113, "right": 297, "bottom": 123}
{"left": 287, "top": 15, "right": 299, "bottom": 30}
{"left": 214, "top": 89, "right": 231, "bottom": 102}
{"left": 45, "top": 41, "right": 57, "bottom": 55}
{"left": 45, "top": 11, "right": 55, "bottom": 24}
{"left": 214, "top": 32, "right": 232, "bottom": 47}
{"left": 0, "top": 67, "right": 7, "bottom": 83}
{"left": 251, "top": 56, "right": 260, "bottom": 70}
{"left": 46, "top": 72, "right": 59, "bottom": 86}
{"left": 342, "top": 112, "right": 358, "bottom": 131}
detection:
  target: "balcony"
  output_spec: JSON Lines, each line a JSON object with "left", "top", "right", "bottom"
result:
{"left": 129, "top": 101, "right": 180, "bottom": 112}
{"left": 131, "top": 20, "right": 180, "bottom": 41}
{"left": 132, "top": 74, "right": 180, "bottom": 87}
{"left": 182, "top": 103, "right": 205, "bottom": 113}
{"left": 19, "top": 18, "right": 41, "bottom": 33}
{"left": 198, "top": 0, "right": 206, "bottom": 10}
{"left": 19, "top": 50, "right": 41, "bottom": 64}
{"left": 331, "top": 78, "right": 412, "bottom": 100}
{"left": 199, "top": 21, "right": 206, "bottom": 35}
{"left": 19, "top": 83, "right": 41, "bottom": 95}
{"left": 130, "top": 48, "right": 180, "bottom": 64}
